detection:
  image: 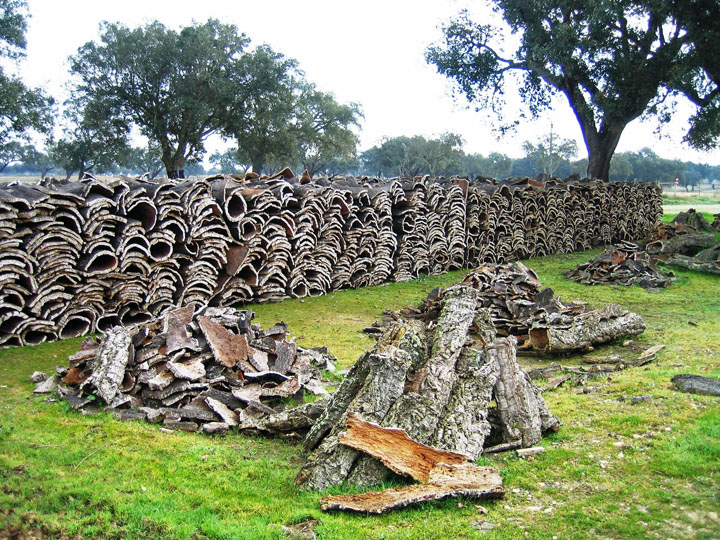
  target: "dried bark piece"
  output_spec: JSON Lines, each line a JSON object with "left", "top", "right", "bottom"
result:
{"left": 204, "top": 396, "right": 239, "bottom": 426}
{"left": 261, "top": 376, "right": 301, "bottom": 398}
{"left": 320, "top": 463, "right": 504, "bottom": 514}
{"left": 274, "top": 340, "right": 297, "bottom": 374}
{"left": 339, "top": 413, "right": 470, "bottom": 482}
{"left": 238, "top": 395, "right": 330, "bottom": 436}
{"left": 163, "top": 305, "right": 199, "bottom": 354}
{"left": 167, "top": 359, "right": 206, "bottom": 381}
{"left": 81, "top": 327, "right": 132, "bottom": 404}
{"left": 203, "top": 422, "right": 230, "bottom": 434}
{"left": 33, "top": 375, "right": 58, "bottom": 394}
{"left": 197, "top": 315, "right": 248, "bottom": 368}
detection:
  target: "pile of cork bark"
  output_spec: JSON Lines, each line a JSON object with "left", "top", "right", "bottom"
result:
{"left": 365, "top": 261, "right": 646, "bottom": 354}
{"left": 1, "top": 173, "right": 661, "bottom": 347}
{"left": 34, "top": 305, "right": 334, "bottom": 434}
{"left": 565, "top": 211, "right": 720, "bottom": 287}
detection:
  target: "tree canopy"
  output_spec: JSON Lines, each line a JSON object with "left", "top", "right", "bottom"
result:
{"left": 69, "top": 19, "right": 249, "bottom": 178}
{"left": 426, "top": 0, "right": 720, "bottom": 181}
{"left": 0, "top": 0, "right": 53, "bottom": 151}
{"left": 362, "top": 133, "right": 464, "bottom": 178}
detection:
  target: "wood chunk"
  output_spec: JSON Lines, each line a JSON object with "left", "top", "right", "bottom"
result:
{"left": 163, "top": 420, "right": 198, "bottom": 432}
{"left": 231, "top": 383, "right": 263, "bottom": 403}
{"left": 142, "top": 379, "right": 190, "bottom": 400}
{"left": 33, "top": 375, "right": 58, "bottom": 394}
{"left": 81, "top": 326, "right": 132, "bottom": 404}
{"left": 248, "top": 348, "right": 269, "bottom": 372}
{"left": 204, "top": 396, "right": 239, "bottom": 426}
{"left": 339, "top": 413, "right": 470, "bottom": 482}
{"left": 199, "top": 388, "right": 243, "bottom": 410}
{"left": 30, "top": 371, "right": 47, "bottom": 383}
{"left": 139, "top": 407, "right": 164, "bottom": 423}
{"left": 197, "top": 315, "right": 247, "bottom": 368}
{"left": 261, "top": 376, "right": 301, "bottom": 398}
{"left": 320, "top": 463, "right": 504, "bottom": 514}
{"left": 163, "top": 305, "right": 199, "bottom": 353}
{"left": 243, "top": 370, "right": 289, "bottom": 384}
{"left": 147, "top": 369, "right": 174, "bottom": 391}
{"left": 239, "top": 395, "right": 330, "bottom": 435}
{"left": 113, "top": 409, "right": 147, "bottom": 422}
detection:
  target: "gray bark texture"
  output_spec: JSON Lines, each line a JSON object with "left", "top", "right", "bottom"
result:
{"left": 529, "top": 304, "right": 646, "bottom": 353}
{"left": 295, "top": 320, "right": 427, "bottom": 491}
{"left": 81, "top": 326, "right": 133, "bottom": 403}
{"left": 296, "top": 287, "right": 558, "bottom": 491}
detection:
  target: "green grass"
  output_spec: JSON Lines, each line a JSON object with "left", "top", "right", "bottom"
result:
{"left": 662, "top": 193, "right": 720, "bottom": 205}
{"left": 1, "top": 239, "right": 719, "bottom": 539}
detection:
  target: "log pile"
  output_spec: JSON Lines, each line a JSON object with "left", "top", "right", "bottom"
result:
{"left": 366, "top": 262, "right": 646, "bottom": 354}
{"left": 565, "top": 215, "right": 720, "bottom": 286}
{"left": 0, "top": 173, "right": 661, "bottom": 347}
{"left": 36, "top": 305, "right": 334, "bottom": 434}
{"left": 295, "top": 285, "right": 560, "bottom": 491}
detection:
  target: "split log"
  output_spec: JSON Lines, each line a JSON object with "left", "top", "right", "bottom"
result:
{"left": 319, "top": 414, "right": 503, "bottom": 514}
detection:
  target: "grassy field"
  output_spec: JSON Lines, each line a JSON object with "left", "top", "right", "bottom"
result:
{"left": 1, "top": 216, "right": 718, "bottom": 539}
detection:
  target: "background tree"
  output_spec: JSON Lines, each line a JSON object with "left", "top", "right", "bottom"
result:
{"left": 294, "top": 86, "right": 362, "bottom": 178}
{"left": 0, "top": 140, "right": 30, "bottom": 172}
{"left": 362, "top": 133, "right": 464, "bottom": 178}
{"left": 0, "top": 0, "right": 54, "bottom": 158}
{"left": 47, "top": 103, "right": 129, "bottom": 180}
{"left": 70, "top": 19, "right": 249, "bottom": 178}
{"left": 122, "top": 142, "right": 164, "bottom": 180}
{"left": 20, "top": 145, "right": 54, "bottom": 178}
{"left": 481, "top": 152, "right": 514, "bottom": 179}
{"left": 522, "top": 129, "right": 577, "bottom": 177}
{"left": 222, "top": 45, "right": 301, "bottom": 175}
{"left": 209, "top": 148, "right": 250, "bottom": 175}
{"left": 668, "top": 0, "right": 720, "bottom": 149}
{"left": 426, "top": 0, "right": 719, "bottom": 180}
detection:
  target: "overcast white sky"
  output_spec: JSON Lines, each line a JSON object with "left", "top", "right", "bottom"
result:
{"left": 19, "top": 0, "right": 720, "bottom": 165}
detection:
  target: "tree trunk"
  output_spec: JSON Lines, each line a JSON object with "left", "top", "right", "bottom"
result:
{"left": 251, "top": 158, "right": 264, "bottom": 176}
{"left": 585, "top": 125, "right": 624, "bottom": 181}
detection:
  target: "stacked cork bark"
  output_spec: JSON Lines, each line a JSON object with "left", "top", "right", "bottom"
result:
{"left": 0, "top": 173, "right": 662, "bottom": 347}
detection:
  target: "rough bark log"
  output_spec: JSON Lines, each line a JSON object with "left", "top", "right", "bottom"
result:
{"left": 81, "top": 326, "right": 132, "bottom": 403}
{"left": 488, "top": 336, "right": 560, "bottom": 447}
{"left": 665, "top": 255, "right": 720, "bottom": 275}
{"left": 346, "top": 286, "right": 478, "bottom": 486}
{"left": 529, "top": 304, "right": 646, "bottom": 353}
{"left": 295, "top": 320, "right": 427, "bottom": 491}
